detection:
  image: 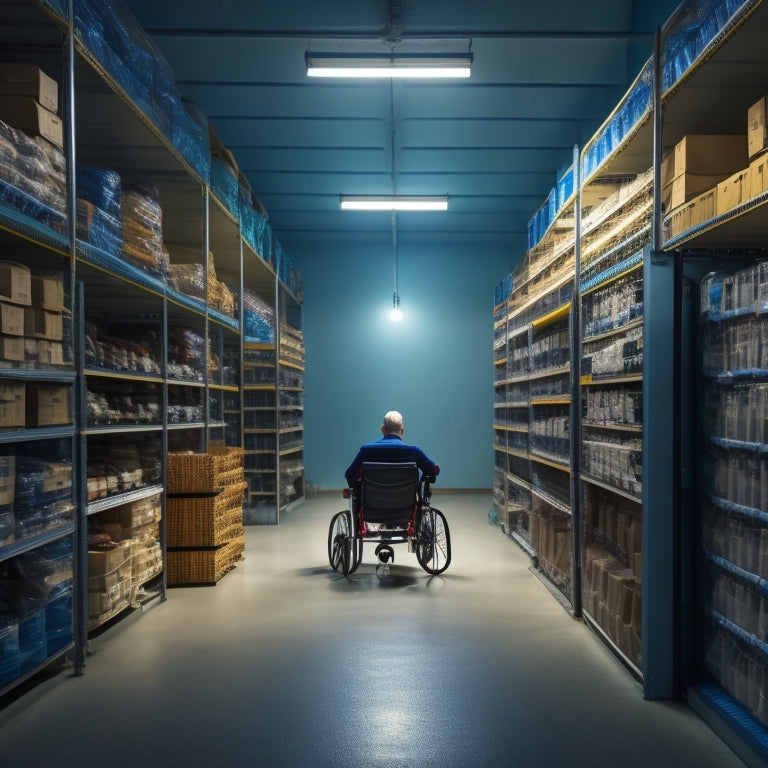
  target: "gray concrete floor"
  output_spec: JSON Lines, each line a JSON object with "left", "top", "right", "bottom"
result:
{"left": 0, "top": 492, "right": 748, "bottom": 767}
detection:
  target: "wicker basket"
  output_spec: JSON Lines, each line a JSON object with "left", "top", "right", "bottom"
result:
{"left": 166, "top": 482, "right": 247, "bottom": 547}
{"left": 167, "top": 536, "right": 244, "bottom": 586}
{"left": 167, "top": 446, "right": 244, "bottom": 494}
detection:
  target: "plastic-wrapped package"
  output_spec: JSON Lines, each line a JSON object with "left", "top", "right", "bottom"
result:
{"left": 17, "top": 607, "right": 46, "bottom": 672}
{"left": 168, "top": 327, "right": 206, "bottom": 381}
{"left": 75, "top": 0, "right": 154, "bottom": 115}
{"left": 173, "top": 99, "right": 210, "bottom": 182}
{"left": 77, "top": 199, "right": 123, "bottom": 255}
{"left": 0, "top": 616, "right": 20, "bottom": 686}
{"left": 77, "top": 165, "right": 121, "bottom": 219}
{"left": 0, "top": 118, "right": 66, "bottom": 230}
{"left": 168, "top": 263, "right": 205, "bottom": 302}
{"left": 120, "top": 182, "right": 169, "bottom": 279}
{"left": 662, "top": 0, "right": 753, "bottom": 91}
{"left": 45, "top": 579, "right": 72, "bottom": 653}
{"left": 243, "top": 289, "right": 275, "bottom": 343}
{"left": 581, "top": 59, "right": 653, "bottom": 182}
{"left": 75, "top": 0, "right": 211, "bottom": 179}
{"left": 211, "top": 156, "right": 239, "bottom": 216}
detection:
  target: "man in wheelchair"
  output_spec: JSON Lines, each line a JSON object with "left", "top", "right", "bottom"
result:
{"left": 344, "top": 410, "right": 440, "bottom": 487}
{"left": 334, "top": 410, "right": 445, "bottom": 576}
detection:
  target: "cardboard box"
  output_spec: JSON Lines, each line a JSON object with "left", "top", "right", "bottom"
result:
{"left": 0, "top": 63, "right": 58, "bottom": 113}
{"left": 0, "top": 262, "right": 31, "bottom": 306}
{"left": 751, "top": 151, "right": 768, "bottom": 197}
{"left": 0, "top": 335, "right": 24, "bottom": 362}
{"left": 31, "top": 275, "right": 64, "bottom": 311}
{"left": 25, "top": 382, "right": 70, "bottom": 426}
{"left": 748, "top": 97, "right": 768, "bottom": 159}
{"left": 99, "top": 494, "right": 161, "bottom": 530}
{"left": 24, "top": 307, "right": 62, "bottom": 340}
{"left": 664, "top": 172, "right": 727, "bottom": 211}
{"left": 673, "top": 134, "right": 748, "bottom": 178}
{"left": 717, "top": 168, "right": 752, "bottom": 215}
{"left": 0, "top": 383, "right": 24, "bottom": 428}
{"left": 87, "top": 540, "right": 134, "bottom": 577}
{"left": 0, "top": 96, "right": 63, "bottom": 149}
{"left": 0, "top": 302, "right": 23, "bottom": 336}
{"left": 664, "top": 202, "right": 692, "bottom": 240}
{"left": 29, "top": 339, "right": 64, "bottom": 366}
{"left": 688, "top": 186, "right": 718, "bottom": 229}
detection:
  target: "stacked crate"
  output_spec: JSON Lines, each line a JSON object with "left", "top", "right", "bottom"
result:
{"left": 166, "top": 443, "right": 245, "bottom": 585}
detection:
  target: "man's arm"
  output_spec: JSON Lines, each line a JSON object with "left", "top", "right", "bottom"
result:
{"left": 416, "top": 449, "right": 439, "bottom": 477}
{"left": 344, "top": 451, "right": 363, "bottom": 486}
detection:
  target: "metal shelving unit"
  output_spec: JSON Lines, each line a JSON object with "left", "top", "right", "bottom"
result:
{"left": 0, "top": 0, "right": 304, "bottom": 697}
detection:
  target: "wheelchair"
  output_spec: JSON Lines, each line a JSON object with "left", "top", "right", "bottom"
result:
{"left": 328, "top": 461, "right": 451, "bottom": 577}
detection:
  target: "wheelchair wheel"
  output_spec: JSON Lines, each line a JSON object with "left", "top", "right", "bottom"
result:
{"left": 415, "top": 506, "right": 451, "bottom": 575}
{"left": 328, "top": 512, "right": 362, "bottom": 576}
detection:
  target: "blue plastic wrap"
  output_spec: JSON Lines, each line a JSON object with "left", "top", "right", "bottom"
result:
{"left": 581, "top": 58, "right": 653, "bottom": 181}
{"left": 0, "top": 617, "right": 20, "bottom": 687}
{"left": 662, "top": 0, "right": 754, "bottom": 91}
{"left": 211, "top": 157, "right": 239, "bottom": 217}
{"left": 45, "top": 580, "right": 73, "bottom": 653}
{"left": 557, "top": 166, "right": 575, "bottom": 210}
{"left": 173, "top": 100, "right": 210, "bottom": 183}
{"left": 262, "top": 222, "right": 273, "bottom": 266}
{"left": 243, "top": 289, "right": 275, "bottom": 343}
{"left": 77, "top": 200, "right": 123, "bottom": 256}
{"left": 251, "top": 212, "right": 268, "bottom": 258}
{"left": 74, "top": 0, "right": 153, "bottom": 113}
{"left": 74, "top": 0, "right": 206, "bottom": 175}
{"left": 76, "top": 165, "right": 121, "bottom": 220}
{"left": 18, "top": 608, "right": 46, "bottom": 672}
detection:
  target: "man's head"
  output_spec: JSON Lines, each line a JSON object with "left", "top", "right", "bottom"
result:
{"left": 381, "top": 410, "right": 404, "bottom": 436}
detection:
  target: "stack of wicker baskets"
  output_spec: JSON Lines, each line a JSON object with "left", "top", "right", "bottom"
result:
{"left": 166, "top": 443, "right": 246, "bottom": 585}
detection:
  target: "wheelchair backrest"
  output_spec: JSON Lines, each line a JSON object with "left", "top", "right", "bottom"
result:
{"left": 361, "top": 461, "right": 419, "bottom": 524}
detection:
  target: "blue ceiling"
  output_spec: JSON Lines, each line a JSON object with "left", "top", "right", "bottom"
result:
{"left": 120, "top": 0, "right": 681, "bottom": 258}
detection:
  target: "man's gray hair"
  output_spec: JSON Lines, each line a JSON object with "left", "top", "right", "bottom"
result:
{"left": 382, "top": 410, "right": 404, "bottom": 433}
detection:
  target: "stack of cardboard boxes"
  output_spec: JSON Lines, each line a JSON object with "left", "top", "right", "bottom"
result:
{"left": 0, "top": 63, "right": 62, "bottom": 151}
{"left": 663, "top": 95, "right": 768, "bottom": 239}
{"left": 0, "top": 261, "right": 69, "bottom": 429}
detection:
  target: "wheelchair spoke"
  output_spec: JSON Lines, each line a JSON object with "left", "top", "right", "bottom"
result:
{"left": 415, "top": 507, "right": 451, "bottom": 575}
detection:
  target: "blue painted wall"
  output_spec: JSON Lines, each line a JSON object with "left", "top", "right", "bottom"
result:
{"left": 287, "top": 235, "right": 513, "bottom": 490}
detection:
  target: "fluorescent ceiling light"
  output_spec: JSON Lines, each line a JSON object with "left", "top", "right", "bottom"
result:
{"left": 306, "top": 52, "right": 472, "bottom": 79}
{"left": 341, "top": 195, "right": 448, "bottom": 211}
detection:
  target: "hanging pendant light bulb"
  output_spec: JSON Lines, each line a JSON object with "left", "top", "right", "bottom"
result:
{"left": 391, "top": 290, "right": 403, "bottom": 322}
{"left": 390, "top": 208, "right": 403, "bottom": 321}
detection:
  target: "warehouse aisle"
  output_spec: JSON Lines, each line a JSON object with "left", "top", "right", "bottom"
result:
{"left": 0, "top": 492, "right": 746, "bottom": 767}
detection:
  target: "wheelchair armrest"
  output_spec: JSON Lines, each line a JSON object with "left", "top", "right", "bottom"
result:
{"left": 342, "top": 487, "right": 352, "bottom": 499}
{"left": 423, "top": 475, "right": 437, "bottom": 484}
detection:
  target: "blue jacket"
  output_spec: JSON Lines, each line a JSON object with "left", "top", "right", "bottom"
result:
{"left": 345, "top": 433, "right": 440, "bottom": 486}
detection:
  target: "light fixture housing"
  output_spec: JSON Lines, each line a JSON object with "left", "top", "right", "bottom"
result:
{"left": 306, "top": 51, "right": 472, "bottom": 79}
{"left": 341, "top": 195, "right": 448, "bottom": 211}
